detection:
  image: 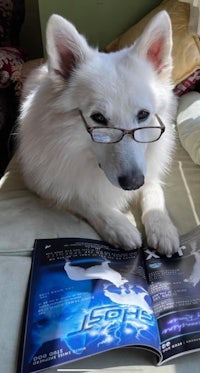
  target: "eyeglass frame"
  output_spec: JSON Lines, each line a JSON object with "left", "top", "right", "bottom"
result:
{"left": 79, "top": 110, "right": 165, "bottom": 144}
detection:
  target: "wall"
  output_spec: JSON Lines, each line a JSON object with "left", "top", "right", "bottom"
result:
{"left": 39, "top": 0, "right": 162, "bottom": 54}
{"left": 20, "top": 0, "right": 162, "bottom": 59}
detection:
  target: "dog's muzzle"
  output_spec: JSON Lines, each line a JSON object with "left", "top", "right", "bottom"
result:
{"left": 118, "top": 174, "right": 144, "bottom": 190}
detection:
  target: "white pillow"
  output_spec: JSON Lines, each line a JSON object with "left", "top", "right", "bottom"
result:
{"left": 177, "top": 91, "right": 200, "bottom": 165}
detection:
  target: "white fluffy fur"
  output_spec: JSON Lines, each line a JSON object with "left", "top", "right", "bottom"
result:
{"left": 18, "top": 11, "right": 179, "bottom": 254}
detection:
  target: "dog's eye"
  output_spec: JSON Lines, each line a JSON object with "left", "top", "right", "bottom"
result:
{"left": 91, "top": 112, "right": 108, "bottom": 125}
{"left": 137, "top": 110, "right": 150, "bottom": 122}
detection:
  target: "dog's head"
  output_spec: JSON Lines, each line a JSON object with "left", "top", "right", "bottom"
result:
{"left": 46, "top": 11, "right": 174, "bottom": 191}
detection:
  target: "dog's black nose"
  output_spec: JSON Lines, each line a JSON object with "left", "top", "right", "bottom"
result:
{"left": 118, "top": 174, "right": 144, "bottom": 190}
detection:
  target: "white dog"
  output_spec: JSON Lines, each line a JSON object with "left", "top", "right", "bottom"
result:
{"left": 18, "top": 11, "right": 179, "bottom": 254}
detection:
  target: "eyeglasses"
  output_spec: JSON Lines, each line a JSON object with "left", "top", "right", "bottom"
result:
{"left": 79, "top": 110, "right": 165, "bottom": 144}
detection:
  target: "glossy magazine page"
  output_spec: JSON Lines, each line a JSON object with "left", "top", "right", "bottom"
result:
{"left": 144, "top": 225, "right": 200, "bottom": 364}
{"left": 20, "top": 238, "right": 161, "bottom": 373}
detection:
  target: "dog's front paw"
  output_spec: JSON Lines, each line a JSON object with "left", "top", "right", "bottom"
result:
{"left": 143, "top": 210, "right": 179, "bottom": 255}
{"left": 98, "top": 210, "right": 142, "bottom": 251}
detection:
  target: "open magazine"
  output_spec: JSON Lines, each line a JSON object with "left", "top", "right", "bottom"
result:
{"left": 19, "top": 225, "right": 200, "bottom": 373}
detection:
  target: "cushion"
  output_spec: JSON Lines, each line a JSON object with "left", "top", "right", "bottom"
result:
{"left": 0, "top": 46, "right": 25, "bottom": 91}
{"left": 174, "top": 69, "right": 200, "bottom": 96}
{"left": 176, "top": 91, "right": 200, "bottom": 165}
{"left": 106, "top": 0, "right": 200, "bottom": 87}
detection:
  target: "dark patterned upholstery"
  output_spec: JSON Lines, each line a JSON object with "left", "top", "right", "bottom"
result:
{"left": 0, "top": 0, "right": 25, "bottom": 177}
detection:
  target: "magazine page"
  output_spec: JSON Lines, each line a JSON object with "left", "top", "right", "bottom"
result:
{"left": 20, "top": 238, "right": 161, "bottom": 373}
{"left": 144, "top": 225, "right": 200, "bottom": 364}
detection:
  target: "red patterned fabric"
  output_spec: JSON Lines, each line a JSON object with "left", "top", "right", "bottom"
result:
{"left": 0, "top": 1, "right": 25, "bottom": 177}
{"left": 0, "top": 46, "right": 25, "bottom": 91}
{"left": 174, "top": 69, "right": 200, "bottom": 96}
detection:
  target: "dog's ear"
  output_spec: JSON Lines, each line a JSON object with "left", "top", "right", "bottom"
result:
{"left": 46, "top": 14, "right": 92, "bottom": 80}
{"left": 133, "top": 11, "right": 173, "bottom": 80}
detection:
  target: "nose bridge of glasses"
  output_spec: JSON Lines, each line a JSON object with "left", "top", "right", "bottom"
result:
{"left": 124, "top": 128, "right": 140, "bottom": 141}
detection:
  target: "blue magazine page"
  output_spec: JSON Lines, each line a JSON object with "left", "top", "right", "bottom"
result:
{"left": 20, "top": 238, "right": 161, "bottom": 373}
{"left": 144, "top": 225, "right": 200, "bottom": 364}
